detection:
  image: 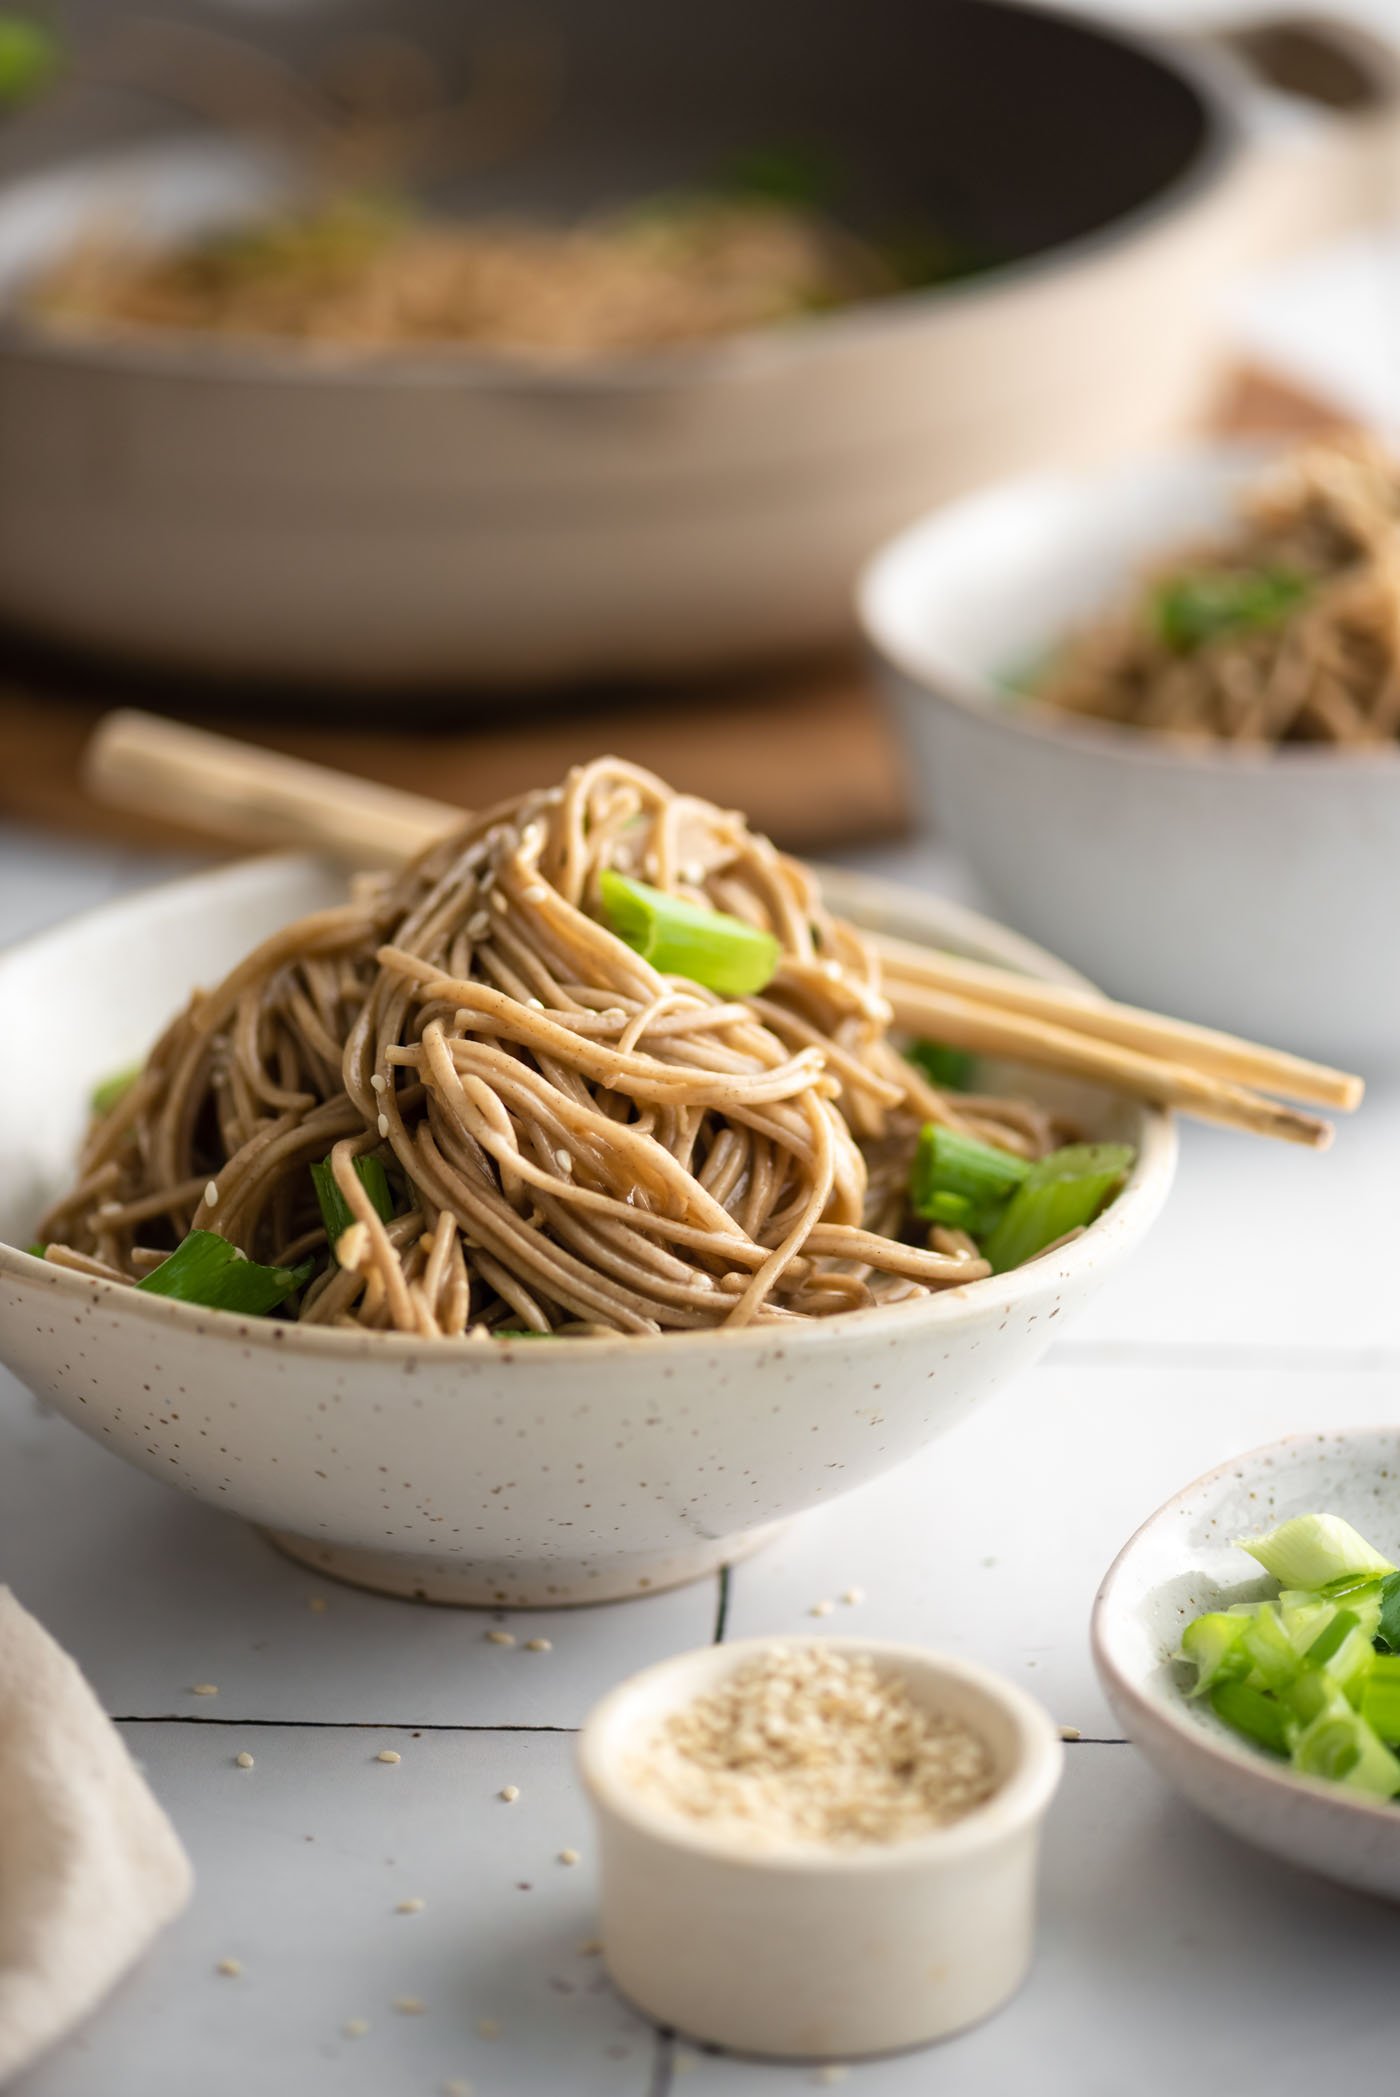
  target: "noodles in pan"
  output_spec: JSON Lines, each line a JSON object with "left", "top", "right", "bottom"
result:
{"left": 38, "top": 760, "right": 1090, "bottom": 1338}
{"left": 1035, "top": 434, "right": 1400, "bottom": 746}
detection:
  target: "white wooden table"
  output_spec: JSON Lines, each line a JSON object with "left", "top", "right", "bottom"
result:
{"left": 4, "top": 808, "right": 1400, "bottom": 2097}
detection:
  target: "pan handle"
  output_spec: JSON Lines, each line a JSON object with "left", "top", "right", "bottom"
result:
{"left": 1192, "top": 12, "right": 1400, "bottom": 267}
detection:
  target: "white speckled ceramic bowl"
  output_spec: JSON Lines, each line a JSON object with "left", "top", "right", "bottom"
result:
{"left": 578, "top": 1637, "right": 1064, "bottom": 2057}
{"left": 859, "top": 443, "right": 1400, "bottom": 1068}
{"left": 1093, "top": 1429, "right": 1400, "bottom": 1903}
{"left": 0, "top": 856, "right": 1174, "bottom": 1606}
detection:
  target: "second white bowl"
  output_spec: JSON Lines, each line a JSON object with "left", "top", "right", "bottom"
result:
{"left": 860, "top": 443, "right": 1400, "bottom": 1068}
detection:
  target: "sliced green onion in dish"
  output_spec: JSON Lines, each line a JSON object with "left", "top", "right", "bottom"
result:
{"left": 1236, "top": 1513, "right": 1395, "bottom": 1592}
{"left": 905, "top": 1040, "right": 975, "bottom": 1092}
{"left": 1178, "top": 1511, "right": 1400, "bottom": 1797}
{"left": 909, "top": 1125, "right": 1029, "bottom": 1222}
{"left": 979, "top": 1143, "right": 1135, "bottom": 1275}
{"left": 596, "top": 870, "right": 781, "bottom": 997}
{"left": 1376, "top": 1571, "right": 1400, "bottom": 1654}
{"left": 310, "top": 1154, "right": 394, "bottom": 1248}
{"left": 1152, "top": 565, "right": 1308, "bottom": 655}
{"left": 136, "top": 1230, "right": 312, "bottom": 1314}
{"left": 91, "top": 1063, "right": 141, "bottom": 1115}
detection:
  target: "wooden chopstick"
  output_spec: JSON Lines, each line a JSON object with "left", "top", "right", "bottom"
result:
{"left": 886, "top": 979, "right": 1333, "bottom": 1149}
{"left": 81, "top": 710, "right": 1357, "bottom": 1147}
{"left": 874, "top": 930, "right": 1361, "bottom": 1113}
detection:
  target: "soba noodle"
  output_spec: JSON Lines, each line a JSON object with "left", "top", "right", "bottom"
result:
{"left": 1035, "top": 434, "right": 1400, "bottom": 746}
{"left": 39, "top": 760, "right": 1068, "bottom": 1338}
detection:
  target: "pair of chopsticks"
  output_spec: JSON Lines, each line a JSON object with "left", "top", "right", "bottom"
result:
{"left": 83, "top": 711, "right": 1362, "bottom": 1149}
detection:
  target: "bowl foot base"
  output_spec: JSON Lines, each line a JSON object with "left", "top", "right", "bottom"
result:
{"left": 259, "top": 1521, "right": 786, "bottom": 1608}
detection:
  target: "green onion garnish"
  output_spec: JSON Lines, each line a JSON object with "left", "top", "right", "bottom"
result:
{"left": 596, "top": 870, "right": 781, "bottom": 997}
{"left": 25, "top": 1240, "right": 46, "bottom": 1258}
{"left": 1376, "top": 1571, "right": 1400, "bottom": 1654}
{"left": 979, "top": 1142, "right": 1134, "bottom": 1274}
{"left": 91, "top": 1064, "right": 141, "bottom": 1115}
{"left": 1361, "top": 1656, "right": 1400, "bottom": 1743}
{"left": 909, "top": 1125, "right": 1029, "bottom": 1224}
{"left": 1152, "top": 565, "right": 1307, "bottom": 655}
{"left": 1178, "top": 1612, "right": 1250, "bottom": 1697}
{"left": 1209, "top": 1679, "right": 1291, "bottom": 1757}
{"left": 0, "top": 14, "right": 59, "bottom": 105}
{"left": 136, "top": 1229, "right": 311, "bottom": 1314}
{"left": 1291, "top": 1697, "right": 1400, "bottom": 1798}
{"left": 310, "top": 1153, "right": 394, "bottom": 1248}
{"left": 905, "top": 1040, "right": 975, "bottom": 1092}
{"left": 1236, "top": 1513, "right": 1395, "bottom": 1593}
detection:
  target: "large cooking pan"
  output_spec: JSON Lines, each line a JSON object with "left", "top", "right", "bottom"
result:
{"left": 0, "top": 0, "right": 1394, "bottom": 691}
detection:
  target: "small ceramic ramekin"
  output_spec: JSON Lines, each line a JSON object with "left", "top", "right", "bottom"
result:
{"left": 577, "top": 1637, "right": 1063, "bottom": 2059}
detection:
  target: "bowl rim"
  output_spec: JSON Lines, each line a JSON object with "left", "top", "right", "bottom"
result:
{"left": 857, "top": 437, "right": 1400, "bottom": 779}
{"left": 0, "top": 849, "right": 1176, "bottom": 1360}
{"left": 577, "top": 1634, "right": 1064, "bottom": 1872}
{"left": 0, "top": 0, "right": 1236, "bottom": 398}
{"left": 1091, "top": 1425, "right": 1400, "bottom": 1833}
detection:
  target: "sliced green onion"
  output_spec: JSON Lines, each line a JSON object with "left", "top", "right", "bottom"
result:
{"left": 596, "top": 870, "right": 781, "bottom": 997}
{"left": 1360, "top": 1656, "right": 1400, "bottom": 1743}
{"left": 1291, "top": 1696, "right": 1400, "bottom": 1798}
{"left": 1179, "top": 1612, "right": 1251, "bottom": 1696}
{"left": 909, "top": 1125, "right": 1029, "bottom": 1223}
{"left": 1152, "top": 565, "right": 1308, "bottom": 655}
{"left": 1375, "top": 1570, "right": 1400, "bottom": 1654}
{"left": 91, "top": 1063, "right": 141, "bottom": 1116}
{"left": 1236, "top": 1513, "right": 1395, "bottom": 1593}
{"left": 25, "top": 1240, "right": 46, "bottom": 1258}
{"left": 1210, "top": 1679, "right": 1291, "bottom": 1757}
{"left": 1301, "top": 1609, "right": 1374, "bottom": 1704}
{"left": 1240, "top": 1604, "right": 1301, "bottom": 1693}
{"left": 905, "top": 1040, "right": 975, "bottom": 1092}
{"left": 980, "top": 1142, "right": 1134, "bottom": 1275}
{"left": 136, "top": 1229, "right": 311, "bottom": 1314}
{"left": 0, "top": 14, "right": 59, "bottom": 105}
{"left": 919, "top": 1190, "right": 976, "bottom": 1230}
{"left": 310, "top": 1154, "right": 394, "bottom": 1249}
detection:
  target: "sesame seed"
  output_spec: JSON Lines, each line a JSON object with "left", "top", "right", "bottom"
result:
{"left": 1059, "top": 1726, "right": 1082, "bottom": 1742}
{"left": 97, "top": 1199, "right": 123, "bottom": 1217}
{"left": 467, "top": 913, "right": 491, "bottom": 940}
{"left": 813, "top": 2068, "right": 849, "bottom": 2086}
{"left": 809, "top": 1599, "right": 834, "bottom": 1618}
{"left": 376, "top": 1749, "right": 401, "bottom": 1765}
{"left": 370, "top": 1072, "right": 387, "bottom": 1094}
{"left": 393, "top": 1996, "right": 426, "bottom": 2015}
{"left": 395, "top": 1897, "right": 426, "bottom": 1914}
{"left": 526, "top": 996, "right": 544, "bottom": 1009}
{"left": 475, "top": 2018, "right": 501, "bottom": 2041}
{"left": 336, "top": 1221, "right": 369, "bottom": 1270}
{"left": 576, "top": 1939, "right": 604, "bottom": 1956}
{"left": 491, "top": 890, "right": 508, "bottom": 912}
{"left": 343, "top": 2019, "right": 370, "bottom": 2039}
{"left": 498, "top": 1785, "right": 520, "bottom": 1803}
{"left": 204, "top": 1180, "right": 219, "bottom": 1208}
{"left": 216, "top": 1958, "right": 241, "bottom": 1978}
{"left": 377, "top": 1113, "right": 390, "bottom": 1139}
{"left": 235, "top": 1751, "right": 254, "bottom": 1770}
{"left": 558, "top": 1848, "right": 580, "bottom": 1867}
{"left": 627, "top": 1646, "right": 997, "bottom": 1847}
{"left": 841, "top": 1587, "right": 866, "bottom": 1607}
{"left": 485, "top": 1629, "right": 516, "bottom": 1647}
{"left": 554, "top": 1149, "right": 572, "bottom": 1173}
{"left": 523, "top": 884, "right": 548, "bottom": 903}
{"left": 191, "top": 1683, "right": 218, "bottom": 1697}
{"left": 524, "top": 1637, "right": 552, "bottom": 1653}
{"left": 307, "top": 1595, "right": 328, "bottom": 1613}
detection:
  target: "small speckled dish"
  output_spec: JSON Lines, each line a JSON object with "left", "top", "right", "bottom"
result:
{"left": 0, "top": 855, "right": 1173, "bottom": 1607}
{"left": 578, "top": 1637, "right": 1064, "bottom": 2058}
{"left": 1093, "top": 1429, "right": 1400, "bottom": 1903}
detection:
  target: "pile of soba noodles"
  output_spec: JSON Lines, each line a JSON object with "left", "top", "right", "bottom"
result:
{"left": 31, "top": 193, "right": 896, "bottom": 357}
{"left": 37, "top": 760, "right": 1070, "bottom": 1339}
{"left": 1035, "top": 434, "right": 1400, "bottom": 745}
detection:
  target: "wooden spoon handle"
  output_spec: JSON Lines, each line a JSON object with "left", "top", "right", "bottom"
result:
{"left": 85, "top": 710, "right": 456, "bottom": 868}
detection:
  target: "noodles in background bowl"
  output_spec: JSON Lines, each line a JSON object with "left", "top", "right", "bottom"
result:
{"left": 1033, "top": 434, "right": 1400, "bottom": 746}
{"left": 36, "top": 760, "right": 1085, "bottom": 1338}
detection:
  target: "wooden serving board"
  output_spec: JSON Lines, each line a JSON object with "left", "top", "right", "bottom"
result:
{"left": 0, "top": 364, "right": 1348, "bottom": 859}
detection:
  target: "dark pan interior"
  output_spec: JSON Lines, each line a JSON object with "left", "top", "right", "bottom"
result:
{"left": 11, "top": 0, "right": 1219, "bottom": 272}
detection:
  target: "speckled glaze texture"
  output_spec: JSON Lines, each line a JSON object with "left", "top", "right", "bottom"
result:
{"left": 0, "top": 856, "right": 1174, "bottom": 1606}
{"left": 1093, "top": 1428, "right": 1400, "bottom": 1903}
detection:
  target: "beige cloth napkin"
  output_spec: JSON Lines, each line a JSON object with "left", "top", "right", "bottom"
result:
{"left": 0, "top": 1589, "right": 193, "bottom": 2084}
